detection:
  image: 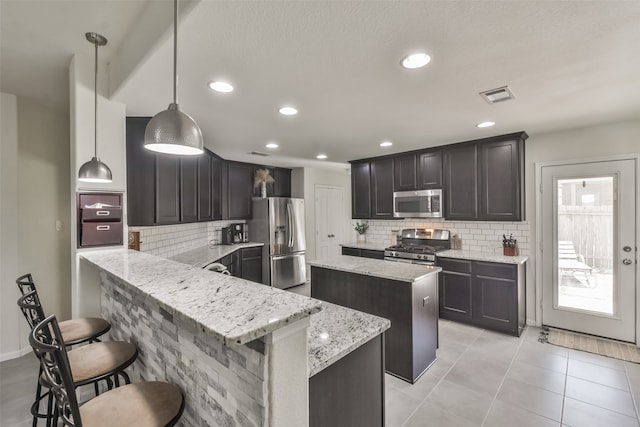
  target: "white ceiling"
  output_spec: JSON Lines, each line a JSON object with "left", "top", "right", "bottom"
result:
{"left": 3, "top": 1, "right": 640, "bottom": 169}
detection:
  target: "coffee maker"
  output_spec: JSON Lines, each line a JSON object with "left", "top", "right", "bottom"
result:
{"left": 231, "top": 223, "right": 248, "bottom": 243}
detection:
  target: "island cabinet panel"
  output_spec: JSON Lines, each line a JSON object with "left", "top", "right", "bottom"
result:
{"left": 437, "top": 257, "right": 525, "bottom": 336}
{"left": 341, "top": 247, "right": 361, "bottom": 257}
{"left": 310, "top": 335, "right": 384, "bottom": 427}
{"left": 370, "top": 158, "right": 394, "bottom": 218}
{"left": 180, "top": 156, "right": 198, "bottom": 223}
{"left": 417, "top": 150, "right": 442, "bottom": 189}
{"left": 443, "top": 143, "right": 478, "bottom": 221}
{"left": 351, "top": 161, "right": 371, "bottom": 218}
{"left": 311, "top": 267, "right": 437, "bottom": 383}
{"left": 393, "top": 154, "right": 417, "bottom": 191}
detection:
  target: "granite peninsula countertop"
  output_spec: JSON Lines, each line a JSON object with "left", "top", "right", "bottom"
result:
{"left": 437, "top": 249, "right": 529, "bottom": 265}
{"left": 340, "top": 241, "right": 388, "bottom": 251}
{"left": 169, "top": 242, "right": 264, "bottom": 268}
{"left": 80, "top": 249, "right": 321, "bottom": 346}
{"left": 308, "top": 302, "right": 390, "bottom": 377}
{"left": 308, "top": 255, "right": 441, "bottom": 282}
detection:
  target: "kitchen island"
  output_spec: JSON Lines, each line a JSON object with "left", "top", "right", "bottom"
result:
{"left": 309, "top": 255, "right": 441, "bottom": 383}
{"left": 80, "top": 249, "right": 389, "bottom": 427}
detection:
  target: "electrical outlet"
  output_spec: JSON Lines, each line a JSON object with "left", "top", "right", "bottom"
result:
{"left": 55, "top": 220, "right": 62, "bottom": 232}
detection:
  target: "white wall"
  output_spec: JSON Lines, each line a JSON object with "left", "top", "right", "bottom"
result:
{"left": 525, "top": 118, "right": 640, "bottom": 325}
{"left": 0, "top": 92, "right": 28, "bottom": 360}
{"left": 70, "top": 53, "right": 127, "bottom": 318}
{"left": 301, "top": 167, "right": 352, "bottom": 265}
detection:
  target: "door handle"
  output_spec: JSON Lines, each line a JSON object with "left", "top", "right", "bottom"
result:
{"left": 623, "top": 246, "right": 632, "bottom": 252}
{"left": 623, "top": 259, "right": 633, "bottom": 265}
{"left": 423, "top": 296, "right": 430, "bottom": 306}
{"left": 327, "top": 234, "right": 334, "bottom": 238}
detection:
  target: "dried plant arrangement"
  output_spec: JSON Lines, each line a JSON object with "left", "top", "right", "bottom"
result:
{"left": 254, "top": 169, "right": 275, "bottom": 188}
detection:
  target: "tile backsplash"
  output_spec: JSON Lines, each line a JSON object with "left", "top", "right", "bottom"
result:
{"left": 351, "top": 219, "right": 530, "bottom": 256}
{"left": 129, "top": 220, "right": 244, "bottom": 258}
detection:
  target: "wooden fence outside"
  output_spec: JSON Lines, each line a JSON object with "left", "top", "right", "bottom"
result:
{"left": 558, "top": 205, "right": 613, "bottom": 271}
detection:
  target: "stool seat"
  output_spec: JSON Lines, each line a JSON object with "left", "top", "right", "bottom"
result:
{"left": 39, "top": 341, "right": 138, "bottom": 386}
{"left": 59, "top": 317, "right": 111, "bottom": 346}
{"left": 79, "top": 381, "right": 184, "bottom": 427}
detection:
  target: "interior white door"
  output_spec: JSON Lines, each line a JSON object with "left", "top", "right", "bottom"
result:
{"left": 541, "top": 159, "right": 637, "bottom": 342}
{"left": 315, "top": 185, "right": 345, "bottom": 259}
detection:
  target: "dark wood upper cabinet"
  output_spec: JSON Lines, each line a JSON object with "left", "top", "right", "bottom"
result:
{"left": 211, "top": 156, "right": 223, "bottom": 220}
{"left": 479, "top": 138, "right": 524, "bottom": 221}
{"left": 443, "top": 143, "right": 478, "bottom": 221}
{"left": 180, "top": 157, "right": 198, "bottom": 223}
{"left": 393, "top": 154, "right": 417, "bottom": 191}
{"left": 155, "top": 154, "right": 181, "bottom": 224}
{"left": 417, "top": 150, "right": 442, "bottom": 189}
{"left": 227, "top": 162, "right": 253, "bottom": 219}
{"left": 197, "top": 153, "right": 213, "bottom": 222}
{"left": 351, "top": 162, "right": 371, "bottom": 219}
{"left": 273, "top": 168, "right": 292, "bottom": 197}
{"left": 370, "top": 158, "right": 394, "bottom": 218}
{"left": 126, "top": 117, "right": 155, "bottom": 226}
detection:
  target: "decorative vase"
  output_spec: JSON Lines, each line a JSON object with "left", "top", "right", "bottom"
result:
{"left": 357, "top": 234, "right": 366, "bottom": 243}
{"left": 260, "top": 182, "right": 267, "bottom": 198}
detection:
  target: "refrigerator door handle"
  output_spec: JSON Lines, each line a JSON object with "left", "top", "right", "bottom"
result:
{"left": 287, "top": 202, "right": 294, "bottom": 248}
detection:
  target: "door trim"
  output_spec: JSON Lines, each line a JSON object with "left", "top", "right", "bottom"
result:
{"left": 535, "top": 153, "right": 640, "bottom": 344}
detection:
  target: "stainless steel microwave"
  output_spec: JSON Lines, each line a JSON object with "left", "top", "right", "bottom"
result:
{"left": 393, "top": 189, "right": 443, "bottom": 218}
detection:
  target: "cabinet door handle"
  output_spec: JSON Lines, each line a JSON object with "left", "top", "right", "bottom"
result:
{"left": 423, "top": 296, "right": 430, "bottom": 306}
{"left": 96, "top": 211, "right": 110, "bottom": 216}
{"left": 96, "top": 225, "right": 110, "bottom": 231}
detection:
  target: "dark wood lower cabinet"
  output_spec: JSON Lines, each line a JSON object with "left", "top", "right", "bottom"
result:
{"left": 311, "top": 266, "right": 438, "bottom": 383}
{"left": 310, "top": 334, "right": 384, "bottom": 427}
{"left": 240, "top": 247, "right": 262, "bottom": 283}
{"left": 437, "top": 257, "right": 525, "bottom": 336}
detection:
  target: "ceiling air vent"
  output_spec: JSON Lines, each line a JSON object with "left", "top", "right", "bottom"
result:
{"left": 479, "top": 85, "right": 515, "bottom": 104}
{"left": 249, "top": 151, "right": 270, "bottom": 157}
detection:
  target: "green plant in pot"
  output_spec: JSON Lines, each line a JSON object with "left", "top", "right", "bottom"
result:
{"left": 354, "top": 221, "right": 369, "bottom": 242}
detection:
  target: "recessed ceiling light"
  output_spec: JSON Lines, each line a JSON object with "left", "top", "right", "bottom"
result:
{"left": 279, "top": 106, "right": 298, "bottom": 116}
{"left": 380, "top": 141, "right": 393, "bottom": 147}
{"left": 265, "top": 142, "right": 279, "bottom": 149}
{"left": 401, "top": 52, "right": 431, "bottom": 69}
{"left": 316, "top": 154, "right": 327, "bottom": 160}
{"left": 476, "top": 121, "right": 496, "bottom": 128}
{"left": 208, "top": 81, "right": 234, "bottom": 93}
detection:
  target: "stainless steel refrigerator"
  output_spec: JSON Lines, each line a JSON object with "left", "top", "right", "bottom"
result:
{"left": 248, "top": 197, "right": 306, "bottom": 289}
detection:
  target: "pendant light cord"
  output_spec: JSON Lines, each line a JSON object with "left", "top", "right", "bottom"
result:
{"left": 173, "top": 0, "right": 178, "bottom": 105}
{"left": 94, "top": 37, "right": 99, "bottom": 158}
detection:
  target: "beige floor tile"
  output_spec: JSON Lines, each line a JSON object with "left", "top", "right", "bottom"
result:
{"left": 567, "top": 358, "right": 630, "bottom": 391}
{"left": 562, "top": 397, "right": 640, "bottom": 427}
{"left": 516, "top": 345, "right": 569, "bottom": 374}
{"left": 568, "top": 348, "right": 626, "bottom": 371}
{"left": 506, "top": 360, "right": 567, "bottom": 395}
{"left": 565, "top": 376, "right": 636, "bottom": 417}
{"left": 384, "top": 385, "right": 422, "bottom": 427}
{"left": 404, "top": 399, "right": 481, "bottom": 427}
{"left": 484, "top": 400, "right": 561, "bottom": 427}
{"left": 496, "top": 377, "right": 564, "bottom": 421}
{"left": 422, "top": 379, "right": 493, "bottom": 425}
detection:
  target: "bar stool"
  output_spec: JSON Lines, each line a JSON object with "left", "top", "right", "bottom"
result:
{"left": 30, "top": 314, "right": 184, "bottom": 427}
{"left": 18, "top": 291, "right": 138, "bottom": 427}
{"left": 16, "top": 273, "right": 111, "bottom": 345}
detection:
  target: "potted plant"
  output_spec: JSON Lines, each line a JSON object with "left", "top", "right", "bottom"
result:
{"left": 502, "top": 234, "right": 519, "bottom": 256}
{"left": 354, "top": 221, "right": 369, "bottom": 243}
{"left": 254, "top": 169, "right": 275, "bottom": 198}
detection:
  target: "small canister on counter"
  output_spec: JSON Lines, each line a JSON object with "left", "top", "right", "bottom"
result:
{"left": 451, "top": 234, "right": 462, "bottom": 250}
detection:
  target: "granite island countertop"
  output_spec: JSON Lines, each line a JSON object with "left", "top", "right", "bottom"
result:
{"left": 437, "top": 249, "right": 529, "bottom": 265}
{"left": 307, "top": 302, "right": 390, "bottom": 377}
{"left": 80, "top": 249, "right": 321, "bottom": 346}
{"left": 169, "top": 242, "right": 264, "bottom": 268}
{"left": 308, "top": 255, "right": 441, "bottom": 282}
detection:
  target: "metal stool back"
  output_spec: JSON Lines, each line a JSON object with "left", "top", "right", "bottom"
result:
{"left": 29, "top": 314, "right": 83, "bottom": 427}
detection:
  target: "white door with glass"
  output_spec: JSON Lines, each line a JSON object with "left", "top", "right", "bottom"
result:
{"left": 315, "top": 185, "right": 345, "bottom": 259}
{"left": 541, "top": 159, "right": 637, "bottom": 342}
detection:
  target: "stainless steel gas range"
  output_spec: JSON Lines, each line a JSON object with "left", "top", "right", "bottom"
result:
{"left": 384, "top": 228, "right": 450, "bottom": 265}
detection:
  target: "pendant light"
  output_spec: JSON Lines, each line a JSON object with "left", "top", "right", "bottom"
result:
{"left": 144, "top": 0, "right": 203, "bottom": 155}
{"left": 78, "top": 32, "right": 113, "bottom": 183}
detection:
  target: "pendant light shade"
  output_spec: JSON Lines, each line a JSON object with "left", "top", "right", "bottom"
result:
{"left": 79, "top": 32, "right": 112, "bottom": 183}
{"left": 144, "top": 0, "right": 203, "bottom": 155}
